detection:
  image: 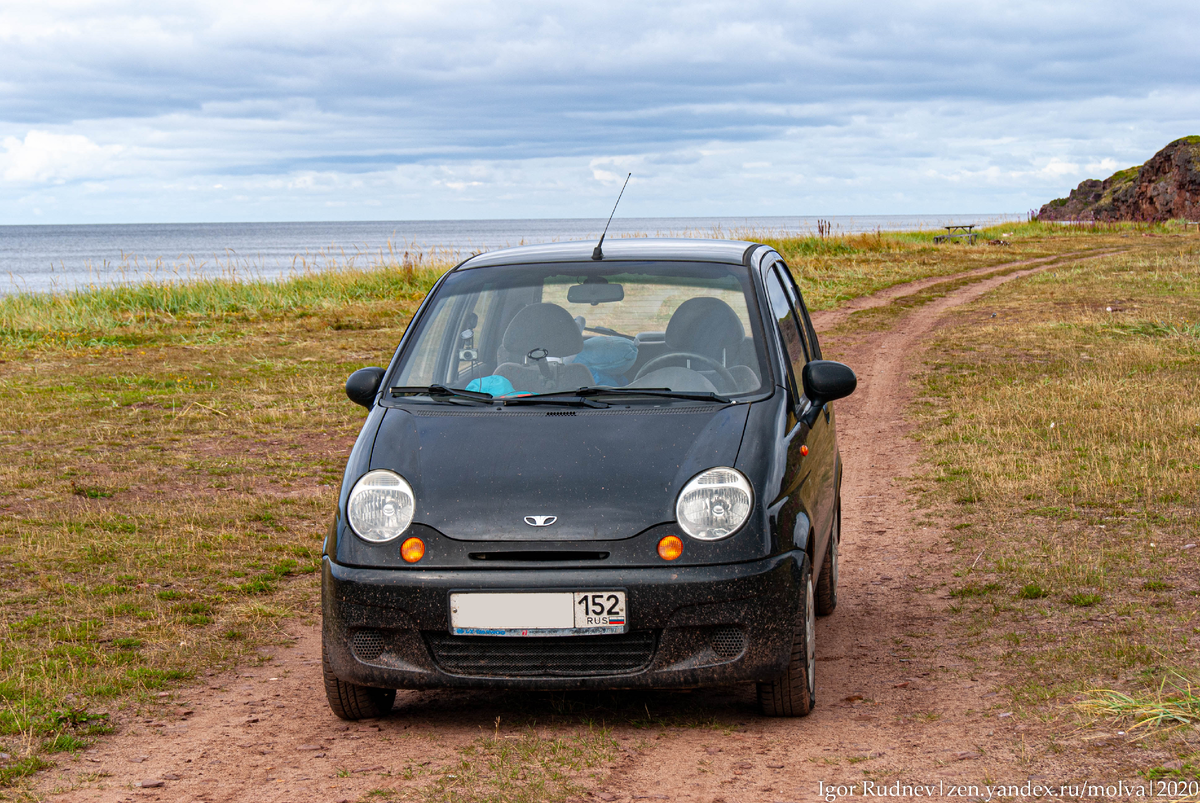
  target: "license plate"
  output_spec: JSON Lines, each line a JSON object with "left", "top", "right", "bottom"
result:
{"left": 449, "top": 591, "right": 627, "bottom": 637}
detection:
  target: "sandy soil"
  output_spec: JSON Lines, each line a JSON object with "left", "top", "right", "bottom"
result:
{"left": 40, "top": 252, "right": 1116, "bottom": 803}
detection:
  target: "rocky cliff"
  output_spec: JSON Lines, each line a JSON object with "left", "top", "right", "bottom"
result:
{"left": 1037, "top": 136, "right": 1200, "bottom": 222}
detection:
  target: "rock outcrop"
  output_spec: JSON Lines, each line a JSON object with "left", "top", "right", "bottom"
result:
{"left": 1037, "top": 136, "right": 1200, "bottom": 222}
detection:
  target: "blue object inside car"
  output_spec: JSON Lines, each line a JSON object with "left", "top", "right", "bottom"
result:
{"left": 566, "top": 335, "right": 638, "bottom": 386}
{"left": 465, "top": 375, "right": 517, "bottom": 396}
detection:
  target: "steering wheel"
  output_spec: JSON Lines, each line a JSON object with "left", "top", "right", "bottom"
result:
{"left": 633, "top": 352, "right": 738, "bottom": 392}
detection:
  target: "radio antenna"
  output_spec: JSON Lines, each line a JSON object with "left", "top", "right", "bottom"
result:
{"left": 591, "top": 172, "right": 631, "bottom": 261}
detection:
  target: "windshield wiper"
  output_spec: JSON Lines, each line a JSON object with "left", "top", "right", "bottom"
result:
{"left": 572, "top": 387, "right": 731, "bottom": 403}
{"left": 389, "top": 385, "right": 494, "bottom": 404}
{"left": 389, "top": 384, "right": 728, "bottom": 406}
{"left": 500, "top": 392, "right": 610, "bottom": 409}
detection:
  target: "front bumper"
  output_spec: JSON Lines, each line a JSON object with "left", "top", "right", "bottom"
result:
{"left": 322, "top": 552, "right": 804, "bottom": 691}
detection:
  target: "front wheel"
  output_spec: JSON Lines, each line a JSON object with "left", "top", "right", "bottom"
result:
{"left": 757, "top": 555, "right": 816, "bottom": 717}
{"left": 815, "top": 501, "right": 840, "bottom": 616}
{"left": 322, "top": 643, "right": 396, "bottom": 720}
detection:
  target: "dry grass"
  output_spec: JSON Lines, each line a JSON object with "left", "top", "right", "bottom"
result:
{"left": 762, "top": 219, "right": 1178, "bottom": 311}
{"left": 0, "top": 263, "right": 452, "bottom": 786}
{"left": 326, "top": 725, "right": 617, "bottom": 803}
{"left": 0, "top": 226, "right": 1194, "bottom": 790}
{"left": 922, "top": 262, "right": 1200, "bottom": 520}
{"left": 415, "top": 726, "right": 616, "bottom": 803}
{"left": 911, "top": 239, "right": 1200, "bottom": 768}
{"left": 762, "top": 229, "right": 1037, "bottom": 311}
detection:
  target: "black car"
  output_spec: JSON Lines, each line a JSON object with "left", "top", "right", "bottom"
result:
{"left": 322, "top": 238, "right": 856, "bottom": 719}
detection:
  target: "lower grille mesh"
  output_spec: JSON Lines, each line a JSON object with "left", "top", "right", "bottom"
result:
{"left": 352, "top": 630, "right": 386, "bottom": 662}
{"left": 711, "top": 626, "right": 746, "bottom": 659}
{"left": 425, "top": 631, "right": 657, "bottom": 677}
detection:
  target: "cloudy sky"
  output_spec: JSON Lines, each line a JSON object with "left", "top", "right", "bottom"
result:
{"left": 1, "top": 0, "right": 1198, "bottom": 224}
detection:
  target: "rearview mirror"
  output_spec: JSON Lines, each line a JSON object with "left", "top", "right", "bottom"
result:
{"left": 346, "top": 367, "right": 386, "bottom": 409}
{"left": 567, "top": 280, "right": 624, "bottom": 305}
{"left": 801, "top": 360, "right": 857, "bottom": 405}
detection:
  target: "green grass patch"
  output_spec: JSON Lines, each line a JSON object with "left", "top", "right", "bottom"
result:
{"left": 1077, "top": 674, "right": 1200, "bottom": 729}
{"left": 1018, "top": 583, "right": 1049, "bottom": 600}
{"left": 0, "top": 756, "right": 52, "bottom": 787}
{"left": 0, "top": 261, "right": 449, "bottom": 349}
{"left": 44, "top": 733, "right": 87, "bottom": 753}
{"left": 950, "top": 582, "right": 1003, "bottom": 598}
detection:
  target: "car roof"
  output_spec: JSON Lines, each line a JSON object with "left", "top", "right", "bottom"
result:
{"left": 454, "top": 238, "right": 766, "bottom": 270}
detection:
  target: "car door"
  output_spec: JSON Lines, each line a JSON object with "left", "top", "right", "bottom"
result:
{"left": 762, "top": 264, "right": 824, "bottom": 561}
{"left": 775, "top": 263, "right": 838, "bottom": 549}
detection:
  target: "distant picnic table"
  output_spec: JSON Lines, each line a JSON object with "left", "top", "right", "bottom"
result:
{"left": 934, "top": 224, "right": 977, "bottom": 244}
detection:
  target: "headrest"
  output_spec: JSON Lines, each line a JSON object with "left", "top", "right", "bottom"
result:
{"left": 501, "top": 303, "right": 585, "bottom": 358}
{"left": 665, "top": 297, "right": 745, "bottom": 362}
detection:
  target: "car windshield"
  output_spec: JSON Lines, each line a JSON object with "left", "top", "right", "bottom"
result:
{"left": 392, "top": 260, "right": 770, "bottom": 398}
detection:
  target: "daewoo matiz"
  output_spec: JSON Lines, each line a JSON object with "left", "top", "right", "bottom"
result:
{"left": 322, "top": 238, "right": 856, "bottom": 719}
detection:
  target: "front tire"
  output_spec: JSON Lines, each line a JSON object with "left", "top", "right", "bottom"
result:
{"left": 757, "top": 555, "right": 816, "bottom": 717}
{"left": 815, "top": 501, "right": 840, "bottom": 616}
{"left": 322, "top": 643, "right": 396, "bottom": 720}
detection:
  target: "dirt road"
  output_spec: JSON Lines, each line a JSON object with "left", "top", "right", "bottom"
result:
{"left": 42, "top": 253, "right": 1111, "bottom": 803}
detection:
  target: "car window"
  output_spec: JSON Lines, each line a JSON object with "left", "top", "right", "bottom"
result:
{"left": 776, "top": 263, "right": 821, "bottom": 360}
{"left": 763, "top": 267, "right": 807, "bottom": 396}
{"left": 395, "top": 293, "right": 455, "bottom": 386}
{"left": 541, "top": 276, "right": 755, "bottom": 338}
{"left": 393, "top": 261, "right": 770, "bottom": 397}
{"left": 803, "top": 312, "right": 821, "bottom": 359}
{"left": 771, "top": 263, "right": 814, "bottom": 361}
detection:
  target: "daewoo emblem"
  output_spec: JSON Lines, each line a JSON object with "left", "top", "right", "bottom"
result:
{"left": 524, "top": 515, "right": 558, "bottom": 527}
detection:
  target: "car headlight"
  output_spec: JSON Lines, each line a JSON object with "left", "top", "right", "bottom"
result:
{"left": 347, "top": 470, "right": 414, "bottom": 543}
{"left": 675, "top": 467, "right": 752, "bottom": 540}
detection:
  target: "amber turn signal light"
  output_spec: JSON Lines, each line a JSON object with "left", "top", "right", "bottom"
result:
{"left": 800, "top": 444, "right": 809, "bottom": 456}
{"left": 400, "top": 537, "right": 425, "bottom": 563}
{"left": 657, "top": 535, "right": 683, "bottom": 561}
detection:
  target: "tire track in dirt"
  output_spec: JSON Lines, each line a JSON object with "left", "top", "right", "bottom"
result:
{"left": 808, "top": 247, "right": 1123, "bottom": 331}
{"left": 600, "top": 249, "right": 1125, "bottom": 802}
{"left": 41, "top": 249, "right": 1114, "bottom": 803}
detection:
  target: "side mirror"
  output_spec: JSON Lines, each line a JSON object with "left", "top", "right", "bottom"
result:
{"left": 801, "top": 360, "right": 857, "bottom": 405}
{"left": 346, "top": 367, "right": 386, "bottom": 409}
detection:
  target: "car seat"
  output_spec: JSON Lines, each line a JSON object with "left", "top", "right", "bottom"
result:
{"left": 664, "top": 297, "right": 760, "bottom": 392}
{"left": 493, "top": 303, "right": 595, "bottom": 392}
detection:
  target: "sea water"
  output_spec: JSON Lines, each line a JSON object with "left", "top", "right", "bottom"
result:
{"left": 0, "top": 214, "right": 1019, "bottom": 296}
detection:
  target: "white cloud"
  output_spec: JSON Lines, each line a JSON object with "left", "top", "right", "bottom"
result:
{"left": 0, "top": 1, "right": 1198, "bottom": 221}
{"left": 0, "top": 130, "right": 122, "bottom": 183}
{"left": 1086, "top": 157, "right": 1120, "bottom": 175}
{"left": 1039, "top": 159, "right": 1082, "bottom": 178}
